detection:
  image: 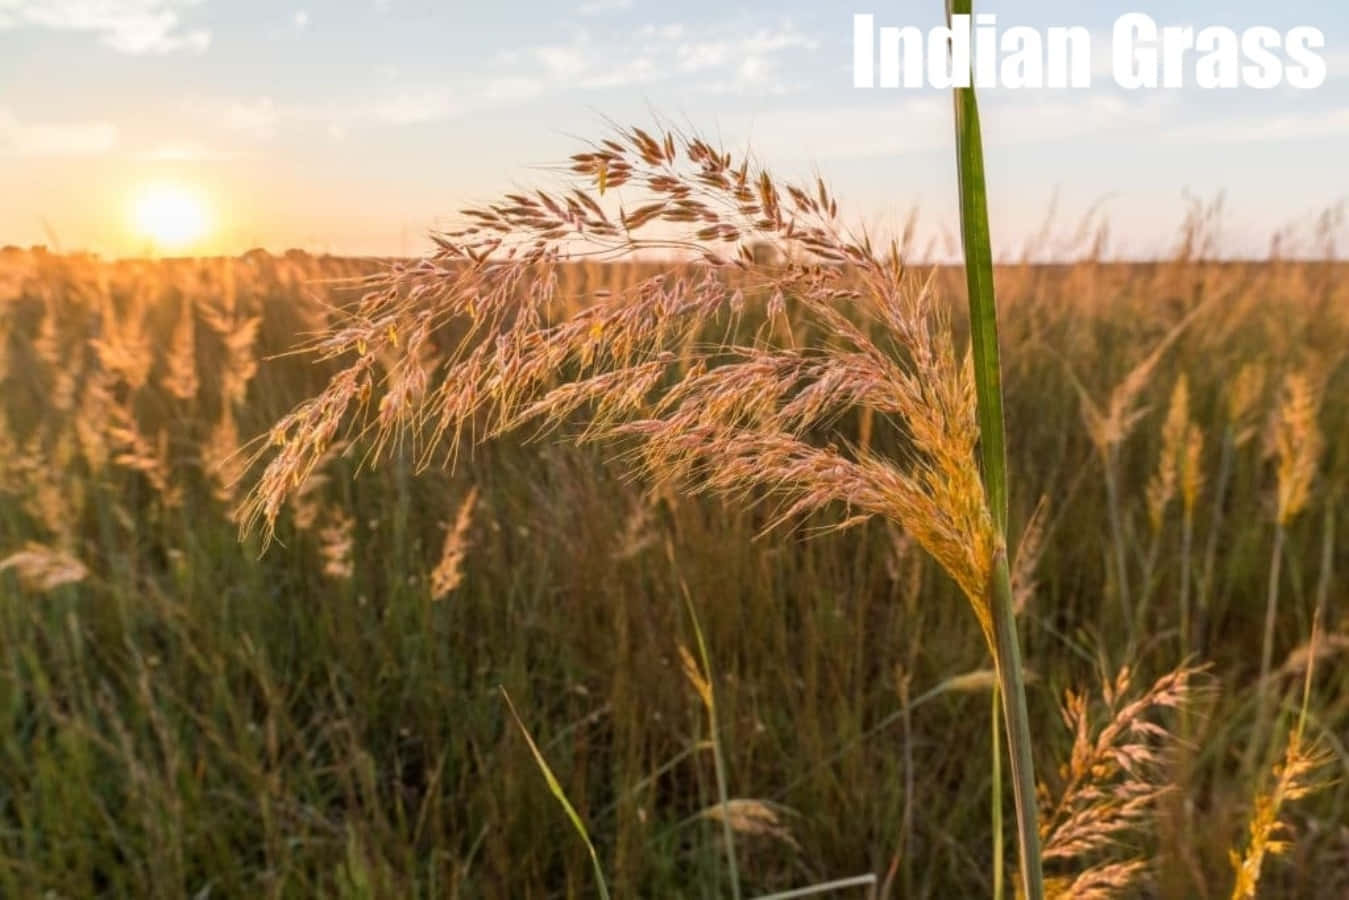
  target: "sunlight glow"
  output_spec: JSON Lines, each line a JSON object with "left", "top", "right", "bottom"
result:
{"left": 131, "top": 182, "right": 212, "bottom": 250}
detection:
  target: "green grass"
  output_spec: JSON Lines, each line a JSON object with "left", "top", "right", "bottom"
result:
{"left": 947, "top": 2, "right": 1044, "bottom": 893}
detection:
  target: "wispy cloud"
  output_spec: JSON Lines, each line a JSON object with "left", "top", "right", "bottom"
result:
{"left": 242, "top": 19, "right": 823, "bottom": 136}
{"left": 482, "top": 77, "right": 546, "bottom": 103}
{"left": 370, "top": 90, "right": 460, "bottom": 125}
{"left": 0, "top": 0, "right": 209, "bottom": 53}
{"left": 503, "top": 21, "right": 818, "bottom": 96}
{"left": 1165, "top": 107, "right": 1349, "bottom": 144}
{"left": 732, "top": 93, "right": 1171, "bottom": 161}
{"left": 1319, "top": 49, "right": 1349, "bottom": 81}
{"left": 135, "top": 141, "right": 237, "bottom": 161}
{"left": 221, "top": 97, "right": 280, "bottom": 140}
{"left": 172, "top": 17, "right": 817, "bottom": 146}
{"left": 576, "top": 0, "right": 631, "bottom": 15}
{"left": 533, "top": 44, "right": 589, "bottom": 78}
{"left": 196, "top": 78, "right": 548, "bottom": 138}
{"left": 698, "top": 56, "right": 790, "bottom": 96}
{"left": 366, "top": 76, "right": 547, "bottom": 124}
{"left": 0, "top": 107, "right": 118, "bottom": 155}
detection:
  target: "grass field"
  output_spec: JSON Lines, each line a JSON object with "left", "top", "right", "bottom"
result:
{"left": 0, "top": 233, "right": 1346, "bottom": 897}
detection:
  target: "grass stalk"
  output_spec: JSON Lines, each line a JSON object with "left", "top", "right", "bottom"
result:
{"left": 500, "top": 687, "right": 612, "bottom": 900}
{"left": 991, "top": 683, "right": 1005, "bottom": 900}
{"left": 947, "top": 2, "right": 1044, "bottom": 896}
{"left": 1136, "top": 523, "right": 1163, "bottom": 638}
{"left": 752, "top": 873, "right": 878, "bottom": 899}
{"left": 1103, "top": 447, "right": 1134, "bottom": 630}
{"left": 989, "top": 557, "right": 1041, "bottom": 900}
{"left": 1313, "top": 502, "right": 1334, "bottom": 634}
{"left": 684, "top": 595, "right": 742, "bottom": 900}
{"left": 949, "top": 11, "right": 1007, "bottom": 535}
{"left": 902, "top": 672, "right": 916, "bottom": 900}
{"left": 1247, "top": 523, "right": 1286, "bottom": 775}
{"left": 1180, "top": 502, "right": 1195, "bottom": 654}
{"left": 1198, "top": 425, "right": 1236, "bottom": 651}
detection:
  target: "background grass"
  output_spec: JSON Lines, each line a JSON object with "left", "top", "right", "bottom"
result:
{"left": 0, "top": 242, "right": 1346, "bottom": 898}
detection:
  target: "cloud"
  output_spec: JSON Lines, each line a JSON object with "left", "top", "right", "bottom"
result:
{"left": 733, "top": 93, "right": 1169, "bottom": 161}
{"left": 371, "top": 90, "right": 461, "bottom": 125}
{"left": 483, "top": 77, "right": 545, "bottom": 103}
{"left": 222, "top": 97, "right": 280, "bottom": 140}
{"left": 673, "top": 26, "right": 817, "bottom": 76}
{"left": 1164, "top": 107, "right": 1349, "bottom": 144}
{"left": 577, "top": 0, "right": 631, "bottom": 15}
{"left": 984, "top": 93, "right": 1170, "bottom": 146}
{"left": 637, "top": 23, "right": 683, "bottom": 41}
{"left": 534, "top": 45, "right": 589, "bottom": 79}
{"left": 699, "top": 55, "right": 790, "bottom": 96}
{"left": 281, "top": 18, "right": 819, "bottom": 136}
{"left": 1318, "top": 49, "right": 1349, "bottom": 81}
{"left": 576, "top": 58, "right": 658, "bottom": 89}
{"left": 136, "top": 142, "right": 236, "bottom": 161}
{"left": 0, "top": 107, "right": 118, "bottom": 155}
{"left": 0, "top": 0, "right": 209, "bottom": 54}
{"left": 671, "top": 26, "right": 820, "bottom": 95}
{"left": 367, "top": 77, "right": 548, "bottom": 124}
{"left": 177, "top": 17, "right": 820, "bottom": 143}
{"left": 508, "top": 20, "right": 818, "bottom": 96}
{"left": 187, "top": 88, "right": 474, "bottom": 138}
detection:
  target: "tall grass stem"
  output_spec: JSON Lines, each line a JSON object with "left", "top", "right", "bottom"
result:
{"left": 1247, "top": 523, "right": 1286, "bottom": 775}
{"left": 991, "top": 683, "right": 1005, "bottom": 900}
{"left": 1104, "top": 449, "right": 1134, "bottom": 630}
{"left": 1198, "top": 426, "right": 1236, "bottom": 650}
{"left": 947, "top": 2, "right": 1044, "bottom": 895}
{"left": 685, "top": 595, "right": 742, "bottom": 900}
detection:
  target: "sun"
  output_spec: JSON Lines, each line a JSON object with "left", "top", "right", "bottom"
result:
{"left": 131, "top": 182, "right": 212, "bottom": 251}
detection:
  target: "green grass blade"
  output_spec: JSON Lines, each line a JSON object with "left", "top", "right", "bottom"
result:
{"left": 946, "top": 2, "right": 1044, "bottom": 899}
{"left": 947, "top": 0, "right": 1008, "bottom": 535}
{"left": 750, "top": 873, "right": 878, "bottom": 899}
{"left": 991, "top": 683, "right": 1005, "bottom": 900}
{"left": 500, "top": 687, "right": 611, "bottom": 900}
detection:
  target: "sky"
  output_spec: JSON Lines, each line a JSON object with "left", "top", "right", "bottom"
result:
{"left": 0, "top": 0, "right": 1346, "bottom": 259}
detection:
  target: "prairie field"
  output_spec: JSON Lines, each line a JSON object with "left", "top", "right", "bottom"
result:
{"left": 0, "top": 239, "right": 1346, "bottom": 898}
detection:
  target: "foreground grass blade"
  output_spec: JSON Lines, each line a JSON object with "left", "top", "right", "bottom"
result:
{"left": 684, "top": 593, "right": 743, "bottom": 900}
{"left": 992, "top": 683, "right": 1005, "bottom": 900}
{"left": 500, "top": 687, "right": 612, "bottom": 900}
{"left": 948, "top": 28, "right": 1007, "bottom": 533}
{"left": 947, "top": 1, "right": 1045, "bottom": 898}
{"left": 751, "top": 873, "right": 877, "bottom": 899}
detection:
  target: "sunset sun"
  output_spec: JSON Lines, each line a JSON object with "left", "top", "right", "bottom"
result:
{"left": 131, "top": 182, "right": 212, "bottom": 250}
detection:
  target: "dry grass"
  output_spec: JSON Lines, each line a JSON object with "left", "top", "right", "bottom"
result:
{"left": 0, "top": 186, "right": 1345, "bottom": 896}
{"left": 1231, "top": 618, "right": 1335, "bottom": 899}
{"left": 1036, "top": 663, "right": 1210, "bottom": 897}
{"left": 241, "top": 126, "right": 1005, "bottom": 659}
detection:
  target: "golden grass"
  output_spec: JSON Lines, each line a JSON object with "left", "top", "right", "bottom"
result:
{"left": 0, "top": 215, "right": 1344, "bottom": 895}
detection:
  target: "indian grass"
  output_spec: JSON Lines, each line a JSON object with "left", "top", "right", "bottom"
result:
{"left": 1230, "top": 614, "right": 1333, "bottom": 899}
{"left": 233, "top": 108, "right": 1041, "bottom": 894}
{"left": 1036, "top": 662, "right": 1210, "bottom": 896}
{"left": 1248, "top": 370, "right": 1324, "bottom": 774}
